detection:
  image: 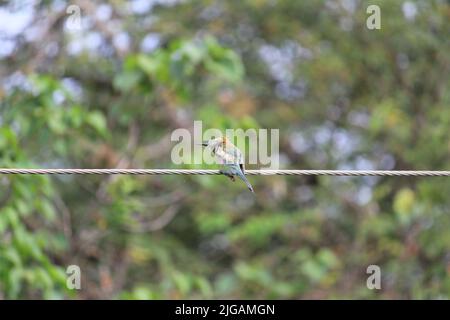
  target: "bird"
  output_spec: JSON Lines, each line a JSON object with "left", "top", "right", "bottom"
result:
{"left": 201, "top": 136, "right": 254, "bottom": 193}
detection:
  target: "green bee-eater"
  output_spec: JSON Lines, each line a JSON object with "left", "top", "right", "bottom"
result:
{"left": 201, "top": 136, "right": 254, "bottom": 193}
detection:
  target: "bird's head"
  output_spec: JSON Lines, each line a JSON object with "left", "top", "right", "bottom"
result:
{"left": 199, "top": 136, "right": 226, "bottom": 148}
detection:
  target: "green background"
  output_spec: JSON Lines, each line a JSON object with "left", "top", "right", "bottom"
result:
{"left": 0, "top": 0, "right": 449, "bottom": 299}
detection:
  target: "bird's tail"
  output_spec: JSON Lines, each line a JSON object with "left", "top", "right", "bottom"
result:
{"left": 236, "top": 169, "right": 254, "bottom": 193}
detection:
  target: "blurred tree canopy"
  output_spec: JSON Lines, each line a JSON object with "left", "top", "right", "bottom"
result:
{"left": 0, "top": 0, "right": 449, "bottom": 299}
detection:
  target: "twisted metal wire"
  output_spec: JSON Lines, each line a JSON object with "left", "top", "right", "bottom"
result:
{"left": 0, "top": 168, "right": 449, "bottom": 176}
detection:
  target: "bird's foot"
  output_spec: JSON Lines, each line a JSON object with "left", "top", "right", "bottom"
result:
{"left": 219, "top": 169, "right": 235, "bottom": 181}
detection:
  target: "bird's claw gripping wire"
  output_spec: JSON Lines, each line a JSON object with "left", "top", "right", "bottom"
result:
{"left": 219, "top": 168, "right": 236, "bottom": 182}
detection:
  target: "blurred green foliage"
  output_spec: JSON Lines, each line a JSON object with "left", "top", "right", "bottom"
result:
{"left": 0, "top": 0, "right": 449, "bottom": 299}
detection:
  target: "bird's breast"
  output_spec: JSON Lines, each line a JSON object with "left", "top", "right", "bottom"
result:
{"left": 215, "top": 147, "right": 238, "bottom": 164}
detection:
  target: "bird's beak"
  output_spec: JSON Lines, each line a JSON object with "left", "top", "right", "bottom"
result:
{"left": 199, "top": 141, "right": 208, "bottom": 147}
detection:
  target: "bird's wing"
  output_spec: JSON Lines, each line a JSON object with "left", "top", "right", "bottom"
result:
{"left": 235, "top": 148, "right": 244, "bottom": 164}
{"left": 227, "top": 144, "right": 244, "bottom": 163}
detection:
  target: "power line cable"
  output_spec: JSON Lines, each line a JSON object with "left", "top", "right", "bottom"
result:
{"left": 0, "top": 169, "right": 448, "bottom": 176}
